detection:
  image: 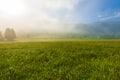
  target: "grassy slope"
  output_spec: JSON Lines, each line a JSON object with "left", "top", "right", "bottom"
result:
{"left": 0, "top": 41, "right": 120, "bottom": 80}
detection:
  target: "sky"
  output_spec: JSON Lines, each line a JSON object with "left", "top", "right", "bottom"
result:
{"left": 0, "top": 0, "right": 120, "bottom": 33}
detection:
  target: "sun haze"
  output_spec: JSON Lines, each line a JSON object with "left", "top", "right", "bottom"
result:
{"left": 0, "top": 0, "right": 27, "bottom": 18}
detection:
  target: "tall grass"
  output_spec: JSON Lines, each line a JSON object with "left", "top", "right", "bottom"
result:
{"left": 0, "top": 41, "right": 120, "bottom": 79}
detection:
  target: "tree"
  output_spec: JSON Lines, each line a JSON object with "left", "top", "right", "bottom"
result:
{"left": 5, "top": 28, "right": 16, "bottom": 41}
{"left": 11, "top": 28, "right": 16, "bottom": 39}
{"left": 0, "top": 31, "right": 4, "bottom": 41}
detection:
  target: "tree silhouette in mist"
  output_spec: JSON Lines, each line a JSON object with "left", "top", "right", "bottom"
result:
{"left": 0, "top": 31, "right": 4, "bottom": 41}
{"left": 5, "top": 28, "right": 16, "bottom": 41}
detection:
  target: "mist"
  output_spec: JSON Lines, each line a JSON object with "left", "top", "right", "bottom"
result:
{"left": 0, "top": 0, "right": 120, "bottom": 39}
{"left": 0, "top": 0, "right": 82, "bottom": 37}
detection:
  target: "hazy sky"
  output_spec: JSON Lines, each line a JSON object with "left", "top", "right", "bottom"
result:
{"left": 0, "top": 0, "right": 120, "bottom": 32}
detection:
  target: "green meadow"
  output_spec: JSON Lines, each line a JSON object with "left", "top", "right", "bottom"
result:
{"left": 0, "top": 41, "right": 120, "bottom": 80}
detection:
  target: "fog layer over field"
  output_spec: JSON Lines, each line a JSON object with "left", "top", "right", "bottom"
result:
{"left": 0, "top": 0, "right": 81, "bottom": 35}
{"left": 0, "top": 0, "right": 120, "bottom": 38}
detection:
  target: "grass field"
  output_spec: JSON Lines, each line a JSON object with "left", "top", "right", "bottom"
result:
{"left": 0, "top": 41, "right": 120, "bottom": 80}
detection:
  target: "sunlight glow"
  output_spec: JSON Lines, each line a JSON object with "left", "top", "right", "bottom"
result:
{"left": 0, "top": 0, "right": 26, "bottom": 17}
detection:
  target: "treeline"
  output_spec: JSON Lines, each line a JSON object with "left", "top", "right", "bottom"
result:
{"left": 0, "top": 28, "right": 16, "bottom": 41}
